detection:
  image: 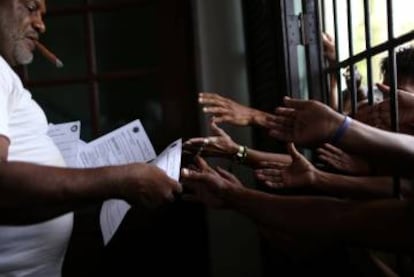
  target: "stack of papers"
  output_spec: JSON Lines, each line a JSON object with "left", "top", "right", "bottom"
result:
{"left": 48, "top": 119, "right": 182, "bottom": 245}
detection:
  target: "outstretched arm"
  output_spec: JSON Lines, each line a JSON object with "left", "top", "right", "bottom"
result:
{"left": 322, "top": 33, "right": 339, "bottom": 111}
{"left": 316, "top": 143, "right": 372, "bottom": 176}
{"left": 268, "top": 97, "right": 414, "bottom": 177}
{"left": 356, "top": 84, "right": 414, "bottom": 135}
{"left": 183, "top": 121, "right": 291, "bottom": 167}
{"left": 255, "top": 143, "right": 412, "bottom": 199}
{"left": 226, "top": 187, "right": 414, "bottom": 252}
{"left": 199, "top": 92, "right": 277, "bottom": 128}
{"left": 181, "top": 159, "right": 414, "bottom": 252}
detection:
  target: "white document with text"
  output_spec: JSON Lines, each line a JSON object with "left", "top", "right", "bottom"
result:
{"left": 99, "top": 138, "right": 182, "bottom": 245}
{"left": 49, "top": 119, "right": 182, "bottom": 246}
{"left": 47, "top": 121, "right": 81, "bottom": 167}
{"left": 65, "top": 119, "right": 182, "bottom": 246}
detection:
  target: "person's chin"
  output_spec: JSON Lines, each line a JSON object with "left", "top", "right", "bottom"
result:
{"left": 14, "top": 46, "right": 34, "bottom": 65}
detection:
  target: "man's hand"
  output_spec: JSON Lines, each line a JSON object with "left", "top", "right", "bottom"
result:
{"left": 120, "top": 163, "right": 182, "bottom": 208}
{"left": 267, "top": 97, "right": 345, "bottom": 147}
{"left": 183, "top": 121, "right": 239, "bottom": 158}
{"left": 317, "top": 143, "right": 372, "bottom": 176}
{"left": 356, "top": 84, "right": 414, "bottom": 134}
{"left": 199, "top": 92, "right": 277, "bottom": 128}
{"left": 255, "top": 143, "right": 316, "bottom": 189}
{"left": 180, "top": 156, "right": 244, "bottom": 209}
{"left": 322, "top": 33, "right": 336, "bottom": 64}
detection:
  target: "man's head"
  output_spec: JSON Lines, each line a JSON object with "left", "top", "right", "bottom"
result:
{"left": 0, "top": 0, "right": 46, "bottom": 66}
{"left": 381, "top": 46, "right": 414, "bottom": 93}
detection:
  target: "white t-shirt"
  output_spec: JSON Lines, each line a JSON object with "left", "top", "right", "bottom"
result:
{"left": 0, "top": 56, "right": 73, "bottom": 277}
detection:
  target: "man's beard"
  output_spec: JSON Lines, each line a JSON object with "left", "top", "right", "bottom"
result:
{"left": 13, "top": 40, "right": 34, "bottom": 65}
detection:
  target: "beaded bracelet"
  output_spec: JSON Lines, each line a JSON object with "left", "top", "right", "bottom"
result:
{"left": 330, "top": 116, "right": 352, "bottom": 145}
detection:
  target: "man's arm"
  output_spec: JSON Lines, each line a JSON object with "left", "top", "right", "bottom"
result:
{"left": 199, "top": 92, "right": 278, "bottom": 128}
{"left": 0, "top": 137, "right": 181, "bottom": 225}
{"left": 184, "top": 121, "right": 291, "bottom": 167}
{"left": 182, "top": 162, "right": 414, "bottom": 252}
{"left": 255, "top": 143, "right": 412, "bottom": 199}
{"left": 224, "top": 188, "right": 414, "bottom": 252}
{"left": 269, "top": 97, "right": 414, "bottom": 177}
{"left": 313, "top": 171, "right": 413, "bottom": 199}
{"left": 0, "top": 136, "right": 9, "bottom": 162}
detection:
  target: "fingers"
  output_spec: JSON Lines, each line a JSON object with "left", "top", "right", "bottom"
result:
{"left": 181, "top": 167, "right": 211, "bottom": 185}
{"left": 324, "top": 32, "right": 333, "bottom": 42}
{"left": 255, "top": 168, "right": 282, "bottom": 178}
{"left": 322, "top": 32, "right": 329, "bottom": 43}
{"left": 268, "top": 129, "right": 293, "bottom": 141}
{"left": 257, "top": 160, "right": 289, "bottom": 169}
{"left": 194, "top": 156, "right": 214, "bottom": 173}
{"left": 216, "top": 166, "right": 239, "bottom": 183}
{"left": 212, "top": 115, "right": 231, "bottom": 124}
{"left": 203, "top": 106, "right": 228, "bottom": 115}
{"left": 199, "top": 92, "right": 226, "bottom": 102}
{"left": 172, "top": 180, "right": 183, "bottom": 194}
{"left": 376, "top": 83, "right": 390, "bottom": 95}
{"left": 184, "top": 136, "right": 218, "bottom": 148}
{"left": 317, "top": 153, "right": 339, "bottom": 168}
{"left": 184, "top": 137, "right": 209, "bottom": 146}
{"left": 316, "top": 148, "right": 343, "bottom": 170}
{"left": 286, "top": 143, "right": 301, "bottom": 160}
{"left": 260, "top": 114, "right": 279, "bottom": 129}
{"left": 321, "top": 143, "right": 344, "bottom": 155}
{"left": 210, "top": 120, "right": 227, "bottom": 137}
{"left": 255, "top": 169, "right": 283, "bottom": 188}
{"left": 316, "top": 147, "right": 340, "bottom": 162}
{"left": 274, "top": 106, "right": 296, "bottom": 117}
{"left": 283, "top": 96, "right": 308, "bottom": 110}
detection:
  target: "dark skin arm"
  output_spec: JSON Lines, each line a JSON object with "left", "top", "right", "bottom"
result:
{"left": 183, "top": 121, "right": 291, "bottom": 168}
{"left": 181, "top": 159, "right": 414, "bottom": 252}
{"left": 0, "top": 137, "right": 182, "bottom": 225}
{"left": 198, "top": 92, "right": 278, "bottom": 129}
{"left": 256, "top": 143, "right": 413, "bottom": 199}
{"left": 268, "top": 97, "right": 414, "bottom": 178}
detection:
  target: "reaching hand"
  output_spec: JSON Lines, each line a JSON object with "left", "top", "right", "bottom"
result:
{"left": 267, "top": 97, "right": 345, "bottom": 147}
{"left": 322, "top": 33, "right": 336, "bottom": 64}
{"left": 199, "top": 92, "right": 277, "bottom": 128}
{"left": 255, "top": 143, "right": 316, "bottom": 189}
{"left": 356, "top": 84, "right": 414, "bottom": 134}
{"left": 183, "top": 121, "right": 240, "bottom": 158}
{"left": 180, "top": 156, "right": 244, "bottom": 208}
{"left": 317, "top": 143, "right": 371, "bottom": 175}
{"left": 121, "top": 163, "right": 182, "bottom": 208}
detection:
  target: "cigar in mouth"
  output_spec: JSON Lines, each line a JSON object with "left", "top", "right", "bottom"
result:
{"left": 34, "top": 41, "right": 64, "bottom": 68}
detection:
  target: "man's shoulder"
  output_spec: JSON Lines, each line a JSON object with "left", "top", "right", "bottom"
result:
{"left": 0, "top": 55, "right": 15, "bottom": 78}
{"left": 0, "top": 55, "right": 10, "bottom": 69}
{"left": 0, "top": 55, "right": 24, "bottom": 94}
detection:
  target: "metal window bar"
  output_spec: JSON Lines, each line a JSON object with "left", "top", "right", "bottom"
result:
{"left": 386, "top": 0, "right": 399, "bottom": 134}
{"left": 323, "top": 0, "right": 412, "bottom": 213}
{"left": 284, "top": 0, "right": 301, "bottom": 98}
{"left": 320, "top": 0, "right": 326, "bottom": 32}
{"left": 324, "top": 0, "right": 410, "bottom": 272}
{"left": 320, "top": 0, "right": 331, "bottom": 105}
{"left": 84, "top": 0, "right": 100, "bottom": 136}
{"left": 346, "top": 0, "right": 357, "bottom": 116}
{"left": 329, "top": 31, "right": 414, "bottom": 69}
{"left": 332, "top": 0, "right": 343, "bottom": 113}
{"left": 385, "top": 1, "right": 402, "bottom": 206}
{"left": 363, "top": 0, "right": 374, "bottom": 106}
{"left": 302, "top": 0, "right": 326, "bottom": 102}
